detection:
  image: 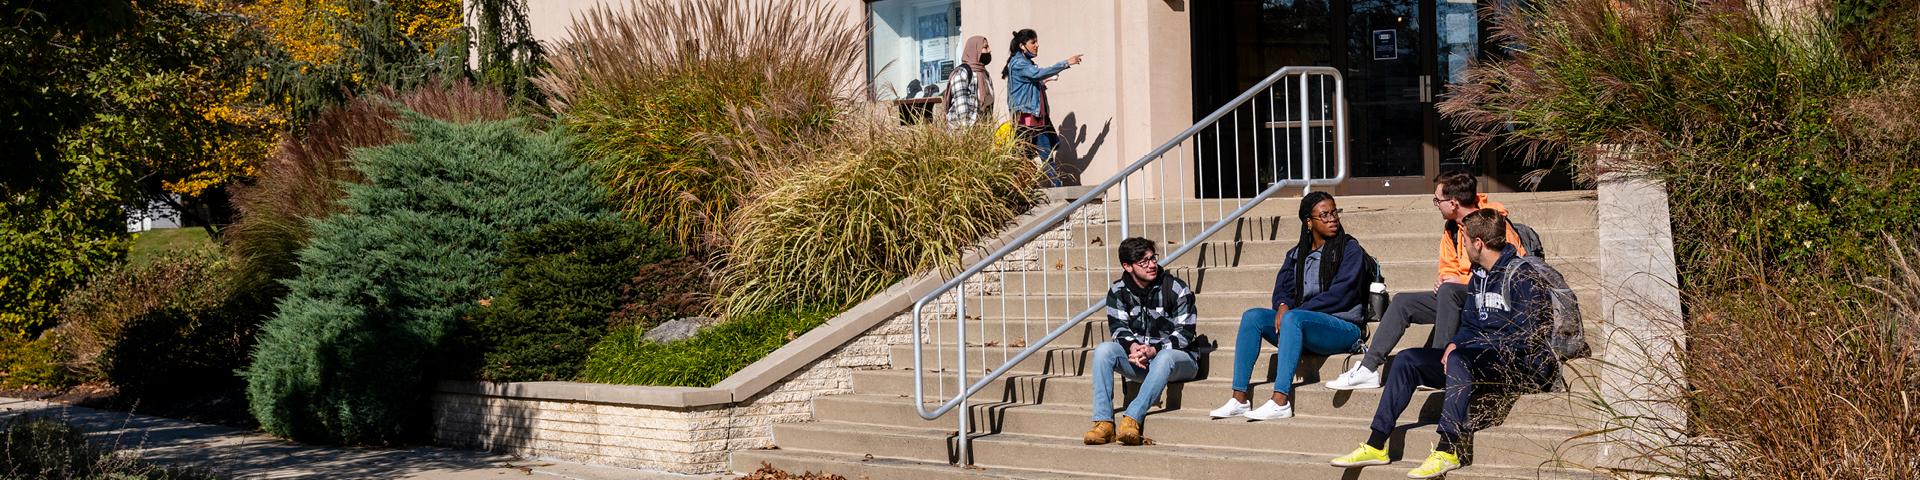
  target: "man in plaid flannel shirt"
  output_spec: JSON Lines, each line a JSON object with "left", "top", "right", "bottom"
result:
{"left": 1083, "top": 237, "right": 1199, "bottom": 446}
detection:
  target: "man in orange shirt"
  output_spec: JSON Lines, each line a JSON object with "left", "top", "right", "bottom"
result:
{"left": 1325, "top": 171, "right": 1525, "bottom": 390}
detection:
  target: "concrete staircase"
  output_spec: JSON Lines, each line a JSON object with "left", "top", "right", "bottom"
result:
{"left": 734, "top": 191, "right": 1607, "bottom": 479}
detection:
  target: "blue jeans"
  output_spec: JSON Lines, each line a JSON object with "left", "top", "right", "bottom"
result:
{"left": 1230, "top": 308, "right": 1364, "bottom": 397}
{"left": 1366, "top": 347, "right": 1556, "bottom": 451}
{"left": 1029, "top": 129, "right": 1062, "bottom": 187}
{"left": 1090, "top": 341, "right": 1198, "bottom": 422}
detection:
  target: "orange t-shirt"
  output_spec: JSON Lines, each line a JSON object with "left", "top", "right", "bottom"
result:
{"left": 1438, "top": 194, "right": 1527, "bottom": 285}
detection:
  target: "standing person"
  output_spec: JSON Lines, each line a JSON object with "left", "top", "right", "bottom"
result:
{"left": 1083, "top": 237, "right": 1198, "bottom": 446}
{"left": 1002, "top": 28, "right": 1081, "bottom": 187}
{"left": 1325, "top": 171, "right": 1526, "bottom": 390}
{"left": 1208, "top": 192, "right": 1370, "bottom": 421}
{"left": 1329, "top": 209, "right": 1560, "bottom": 478}
{"left": 944, "top": 35, "right": 994, "bottom": 127}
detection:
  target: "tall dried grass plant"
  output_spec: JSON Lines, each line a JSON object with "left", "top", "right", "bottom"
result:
{"left": 1442, "top": 0, "right": 1920, "bottom": 476}
{"left": 537, "top": 0, "right": 862, "bottom": 253}
{"left": 717, "top": 117, "right": 1039, "bottom": 316}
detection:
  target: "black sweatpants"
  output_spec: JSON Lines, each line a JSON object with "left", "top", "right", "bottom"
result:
{"left": 1360, "top": 282, "right": 1470, "bottom": 370}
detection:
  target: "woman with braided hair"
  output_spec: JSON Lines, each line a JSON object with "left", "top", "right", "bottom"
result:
{"left": 1209, "top": 191, "right": 1372, "bottom": 421}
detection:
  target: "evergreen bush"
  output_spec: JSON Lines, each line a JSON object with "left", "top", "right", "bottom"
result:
{"left": 242, "top": 114, "right": 605, "bottom": 445}
{"left": 455, "top": 218, "right": 677, "bottom": 382}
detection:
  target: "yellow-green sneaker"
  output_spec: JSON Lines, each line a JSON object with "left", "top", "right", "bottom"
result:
{"left": 1330, "top": 443, "right": 1391, "bottom": 467}
{"left": 1407, "top": 450, "right": 1461, "bottom": 478}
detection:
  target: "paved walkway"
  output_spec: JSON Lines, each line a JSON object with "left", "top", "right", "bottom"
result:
{"left": 0, "top": 397, "right": 729, "bottom": 480}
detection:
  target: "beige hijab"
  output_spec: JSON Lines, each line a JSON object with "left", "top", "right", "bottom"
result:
{"left": 958, "top": 35, "right": 994, "bottom": 109}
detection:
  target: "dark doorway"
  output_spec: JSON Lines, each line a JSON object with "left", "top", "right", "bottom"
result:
{"left": 1193, "top": 0, "right": 1488, "bottom": 195}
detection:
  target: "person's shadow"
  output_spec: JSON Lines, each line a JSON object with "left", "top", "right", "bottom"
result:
{"left": 1054, "top": 113, "right": 1111, "bottom": 186}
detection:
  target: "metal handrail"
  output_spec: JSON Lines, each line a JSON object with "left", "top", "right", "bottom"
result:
{"left": 907, "top": 66, "right": 1348, "bottom": 464}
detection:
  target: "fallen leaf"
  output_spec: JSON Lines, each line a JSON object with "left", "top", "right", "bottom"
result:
{"left": 1091, "top": 237, "right": 1105, "bottom": 246}
{"left": 1011, "top": 338, "right": 1027, "bottom": 348}
{"left": 477, "top": 298, "right": 492, "bottom": 307}
{"left": 862, "top": 453, "right": 874, "bottom": 462}
{"left": 983, "top": 340, "right": 1000, "bottom": 347}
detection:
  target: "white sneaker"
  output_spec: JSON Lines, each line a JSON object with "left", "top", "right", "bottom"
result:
{"left": 1208, "top": 399, "right": 1250, "bottom": 418}
{"left": 1242, "top": 400, "right": 1293, "bottom": 421}
{"left": 1326, "top": 364, "right": 1383, "bottom": 390}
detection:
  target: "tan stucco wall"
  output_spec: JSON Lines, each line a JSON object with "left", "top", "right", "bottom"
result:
{"left": 513, "top": 0, "right": 1197, "bottom": 199}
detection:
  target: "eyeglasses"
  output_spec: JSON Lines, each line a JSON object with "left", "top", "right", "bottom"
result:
{"left": 1431, "top": 197, "right": 1455, "bottom": 206}
{"left": 1129, "top": 254, "right": 1159, "bottom": 268}
{"left": 1311, "top": 208, "right": 1344, "bottom": 222}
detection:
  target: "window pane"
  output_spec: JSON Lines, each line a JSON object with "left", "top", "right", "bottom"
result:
{"left": 868, "top": 0, "right": 961, "bottom": 100}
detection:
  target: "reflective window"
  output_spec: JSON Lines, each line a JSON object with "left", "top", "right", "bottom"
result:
{"left": 868, "top": 0, "right": 961, "bottom": 100}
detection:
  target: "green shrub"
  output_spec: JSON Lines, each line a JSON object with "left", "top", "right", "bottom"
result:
{"left": 579, "top": 307, "right": 830, "bottom": 387}
{"left": 49, "top": 252, "right": 243, "bottom": 397}
{"left": 455, "top": 219, "right": 678, "bottom": 382}
{"left": 0, "top": 191, "right": 130, "bottom": 337}
{"left": 0, "top": 417, "right": 218, "bottom": 480}
{"left": 242, "top": 115, "right": 606, "bottom": 445}
{"left": 538, "top": 0, "right": 862, "bottom": 252}
{"left": 225, "top": 82, "right": 518, "bottom": 313}
{"left": 718, "top": 119, "right": 1040, "bottom": 316}
{"left": 1441, "top": 0, "right": 1920, "bottom": 476}
{"left": 0, "top": 334, "right": 69, "bottom": 390}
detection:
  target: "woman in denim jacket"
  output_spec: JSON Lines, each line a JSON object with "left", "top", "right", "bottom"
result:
{"left": 1001, "top": 28, "right": 1081, "bottom": 187}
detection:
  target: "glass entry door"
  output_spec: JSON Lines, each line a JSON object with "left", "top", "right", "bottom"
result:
{"left": 1193, "top": 0, "right": 1476, "bottom": 195}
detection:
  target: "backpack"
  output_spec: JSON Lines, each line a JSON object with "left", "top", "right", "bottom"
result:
{"left": 1510, "top": 221, "right": 1547, "bottom": 259}
{"left": 1496, "top": 256, "right": 1589, "bottom": 361}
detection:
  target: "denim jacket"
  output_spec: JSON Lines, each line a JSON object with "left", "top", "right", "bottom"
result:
{"left": 1006, "top": 52, "right": 1070, "bottom": 118}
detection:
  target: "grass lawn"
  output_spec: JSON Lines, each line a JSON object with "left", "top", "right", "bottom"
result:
{"left": 130, "top": 227, "right": 216, "bottom": 266}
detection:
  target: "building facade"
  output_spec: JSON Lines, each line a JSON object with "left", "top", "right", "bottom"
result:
{"left": 524, "top": 0, "right": 1550, "bottom": 196}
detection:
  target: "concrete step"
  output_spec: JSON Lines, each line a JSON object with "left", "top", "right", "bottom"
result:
{"left": 1101, "top": 191, "right": 1600, "bottom": 221}
{"left": 1030, "top": 229, "right": 1599, "bottom": 270}
{"left": 813, "top": 394, "right": 1598, "bottom": 467}
{"left": 733, "top": 447, "right": 1124, "bottom": 480}
{"left": 981, "top": 258, "right": 1603, "bottom": 295}
{"left": 1068, "top": 203, "right": 1597, "bottom": 247}
{"left": 850, "top": 368, "right": 1600, "bottom": 428}
{"left": 956, "top": 286, "right": 1603, "bottom": 320}
{"left": 766, "top": 421, "right": 1604, "bottom": 479}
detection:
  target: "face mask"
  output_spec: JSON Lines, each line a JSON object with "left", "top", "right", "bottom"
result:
{"left": 979, "top": 52, "right": 992, "bottom": 66}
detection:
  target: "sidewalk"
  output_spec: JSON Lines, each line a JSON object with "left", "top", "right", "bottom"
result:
{"left": 0, "top": 397, "right": 728, "bottom": 480}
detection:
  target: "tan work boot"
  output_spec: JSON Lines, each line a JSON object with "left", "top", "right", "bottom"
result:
{"left": 1083, "top": 420, "right": 1115, "bottom": 445}
{"left": 1116, "top": 415, "right": 1147, "bottom": 445}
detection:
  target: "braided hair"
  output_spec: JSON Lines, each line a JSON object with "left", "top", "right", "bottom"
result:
{"left": 1292, "top": 191, "right": 1349, "bottom": 303}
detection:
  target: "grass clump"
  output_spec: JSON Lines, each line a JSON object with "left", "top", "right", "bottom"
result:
{"left": 1441, "top": 0, "right": 1920, "bottom": 476}
{"left": 579, "top": 307, "right": 830, "bottom": 387}
{"left": 242, "top": 115, "right": 605, "bottom": 445}
{"left": 718, "top": 120, "right": 1040, "bottom": 316}
{"left": 537, "top": 0, "right": 862, "bottom": 253}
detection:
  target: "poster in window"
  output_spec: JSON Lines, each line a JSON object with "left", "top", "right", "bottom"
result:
{"left": 917, "top": 11, "right": 950, "bottom": 87}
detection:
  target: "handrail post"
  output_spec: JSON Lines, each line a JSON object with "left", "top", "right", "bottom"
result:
{"left": 1119, "top": 178, "right": 1131, "bottom": 240}
{"left": 954, "top": 282, "right": 970, "bottom": 464}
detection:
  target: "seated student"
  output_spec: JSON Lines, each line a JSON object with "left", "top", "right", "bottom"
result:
{"left": 1084, "top": 237, "right": 1198, "bottom": 446}
{"left": 1329, "top": 209, "right": 1560, "bottom": 478}
{"left": 1208, "top": 192, "right": 1370, "bottom": 421}
{"left": 1326, "top": 170, "right": 1527, "bottom": 391}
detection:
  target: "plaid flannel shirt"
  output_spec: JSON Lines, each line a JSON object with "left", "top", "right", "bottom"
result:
{"left": 1104, "top": 274, "right": 1198, "bottom": 352}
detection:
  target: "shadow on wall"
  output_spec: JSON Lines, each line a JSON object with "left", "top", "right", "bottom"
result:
{"left": 1055, "top": 113, "right": 1112, "bottom": 187}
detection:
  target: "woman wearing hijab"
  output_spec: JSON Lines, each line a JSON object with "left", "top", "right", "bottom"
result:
{"left": 1002, "top": 28, "right": 1081, "bottom": 187}
{"left": 944, "top": 35, "right": 994, "bottom": 127}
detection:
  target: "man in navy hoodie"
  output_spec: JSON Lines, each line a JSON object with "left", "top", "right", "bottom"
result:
{"left": 1328, "top": 209, "right": 1560, "bottom": 478}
